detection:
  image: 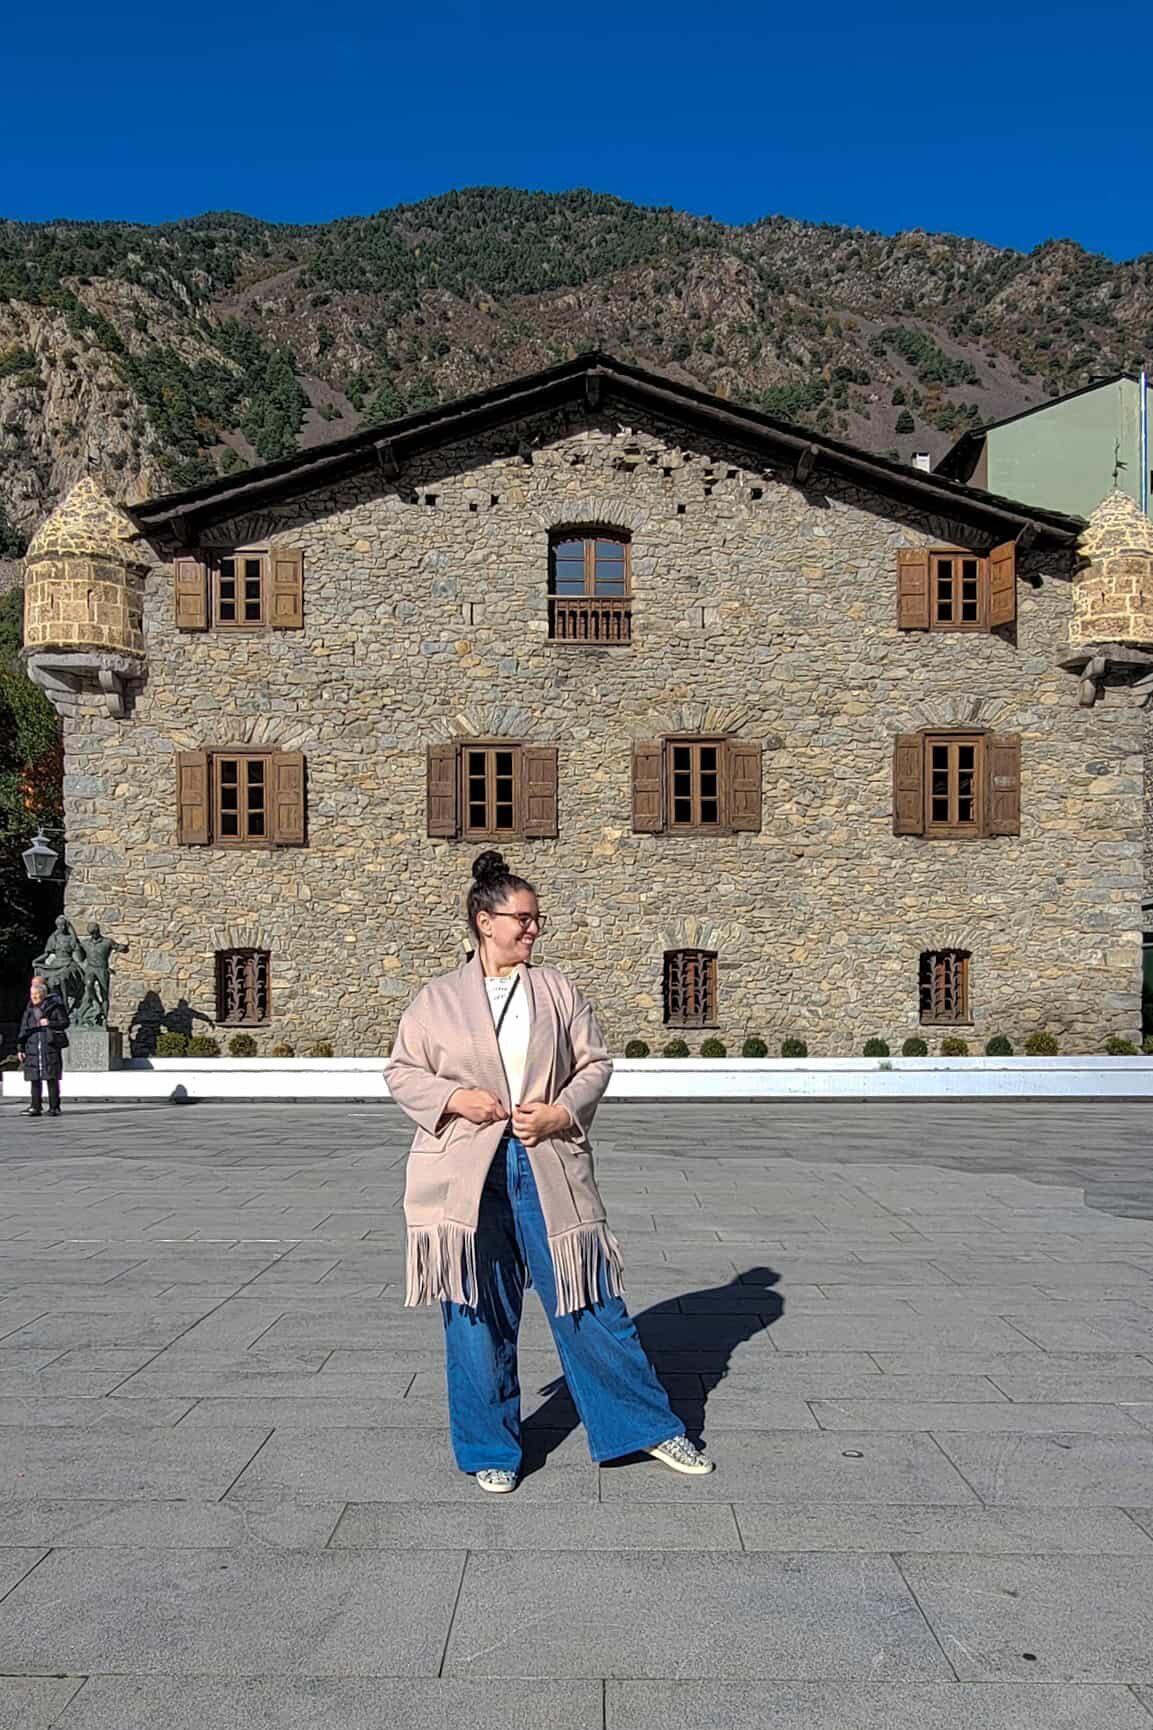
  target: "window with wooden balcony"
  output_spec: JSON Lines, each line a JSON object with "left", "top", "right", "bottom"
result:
{"left": 548, "top": 531, "right": 632, "bottom": 643}
{"left": 920, "top": 949, "right": 971, "bottom": 1025}
{"left": 663, "top": 949, "right": 717, "bottom": 1028}
{"left": 216, "top": 949, "right": 271, "bottom": 1026}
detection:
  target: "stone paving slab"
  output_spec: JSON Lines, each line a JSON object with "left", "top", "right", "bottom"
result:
{"left": 0, "top": 1677, "right": 85, "bottom": 1729}
{"left": 444, "top": 1550, "right": 951, "bottom": 1679}
{"left": 899, "top": 1554, "right": 1153, "bottom": 1681}
{"left": 46, "top": 1677, "right": 602, "bottom": 1729}
{"left": 731, "top": 1503, "right": 1153, "bottom": 1554}
{"left": 605, "top": 1681, "right": 1153, "bottom": 1729}
{"left": 1, "top": 1100, "right": 1152, "bottom": 1723}
{"left": 0, "top": 1545, "right": 466, "bottom": 1676}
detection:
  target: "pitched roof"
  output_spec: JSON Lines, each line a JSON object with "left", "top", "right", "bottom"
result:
{"left": 936, "top": 372, "right": 1138, "bottom": 481}
{"left": 131, "top": 351, "right": 1083, "bottom": 546}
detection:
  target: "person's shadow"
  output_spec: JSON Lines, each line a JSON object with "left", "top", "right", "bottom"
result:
{"left": 521, "top": 1265, "right": 783, "bottom": 1469}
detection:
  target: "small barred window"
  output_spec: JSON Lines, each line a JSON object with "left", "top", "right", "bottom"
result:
{"left": 663, "top": 949, "right": 717, "bottom": 1028}
{"left": 216, "top": 949, "right": 271, "bottom": 1026}
{"left": 920, "top": 949, "right": 970, "bottom": 1025}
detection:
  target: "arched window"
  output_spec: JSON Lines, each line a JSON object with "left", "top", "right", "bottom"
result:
{"left": 548, "top": 530, "right": 632, "bottom": 643}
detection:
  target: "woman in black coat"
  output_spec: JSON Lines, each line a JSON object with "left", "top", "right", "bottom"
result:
{"left": 17, "top": 975, "right": 70, "bottom": 1117}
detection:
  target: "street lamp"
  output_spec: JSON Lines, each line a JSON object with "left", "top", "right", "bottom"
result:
{"left": 22, "top": 826, "right": 61, "bottom": 883}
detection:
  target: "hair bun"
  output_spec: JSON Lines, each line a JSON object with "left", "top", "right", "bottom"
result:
{"left": 471, "top": 850, "right": 509, "bottom": 888}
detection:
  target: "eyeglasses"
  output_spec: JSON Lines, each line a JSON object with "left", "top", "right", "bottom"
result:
{"left": 489, "top": 912, "right": 548, "bottom": 933}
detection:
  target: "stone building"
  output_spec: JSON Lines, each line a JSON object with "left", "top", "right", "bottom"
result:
{"left": 21, "top": 354, "right": 1150, "bottom": 1055}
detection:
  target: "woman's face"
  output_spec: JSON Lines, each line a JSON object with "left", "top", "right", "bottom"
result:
{"left": 477, "top": 888, "right": 541, "bottom": 970}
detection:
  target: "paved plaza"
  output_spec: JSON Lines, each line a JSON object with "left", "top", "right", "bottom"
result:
{"left": 0, "top": 1100, "right": 1152, "bottom": 1728}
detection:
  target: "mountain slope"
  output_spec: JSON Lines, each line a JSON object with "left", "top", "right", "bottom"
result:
{"left": 2, "top": 189, "right": 1151, "bottom": 540}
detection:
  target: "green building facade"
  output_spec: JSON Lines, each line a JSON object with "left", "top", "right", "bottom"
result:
{"left": 939, "top": 373, "right": 1152, "bottom": 521}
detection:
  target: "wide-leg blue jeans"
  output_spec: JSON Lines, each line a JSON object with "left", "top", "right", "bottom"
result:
{"left": 441, "top": 1135, "right": 682, "bottom": 1470}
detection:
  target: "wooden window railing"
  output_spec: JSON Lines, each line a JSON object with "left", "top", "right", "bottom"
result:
{"left": 548, "top": 594, "right": 633, "bottom": 643}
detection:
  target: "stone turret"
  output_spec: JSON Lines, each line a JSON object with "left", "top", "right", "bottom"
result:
{"left": 22, "top": 476, "right": 148, "bottom": 717}
{"left": 1072, "top": 489, "right": 1153, "bottom": 647}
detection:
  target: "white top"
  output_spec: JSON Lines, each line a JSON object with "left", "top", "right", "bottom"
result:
{"left": 485, "top": 969, "right": 532, "bottom": 1107}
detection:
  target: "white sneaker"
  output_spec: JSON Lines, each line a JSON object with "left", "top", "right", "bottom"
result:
{"left": 647, "top": 1435, "right": 715, "bottom": 1475}
{"left": 475, "top": 1469, "right": 518, "bottom": 1494}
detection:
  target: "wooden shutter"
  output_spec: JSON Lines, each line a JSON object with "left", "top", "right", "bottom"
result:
{"left": 897, "top": 549, "right": 931, "bottom": 631}
{"left": 987, "top": 735, "right": 1021, "bottom": 836}
{"left": 173, "top": 555, "right": 208, "bottom": 631}
{"left": 893, "top": 734, "right": 925, "bottom": 836}
{"left": 176, "top": 750, "right": 210, "bottom": 844}
{"left": 269, "top": 546, "right": 304, "bottom": 628}
{"left": 632, "top": 742, "right": 665, "bottom": 833}
{"left": 523, "top": 745, "right": 559, "bottom": 838}
{"left": 427, "top": 743, "right": 460, "bottom": 839}
{"left": 726, "top": 740, "right": 763, "bottom": 832}
{"left": 988, "top": 541, "right": 1016, "bottom": 629}
{"left": 271, "top": 752, "right": 306, "bottom": 845}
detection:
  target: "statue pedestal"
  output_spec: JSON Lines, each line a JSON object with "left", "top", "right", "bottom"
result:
{"left": 63, "top": 1028, "right": 123, "bottom": 1072}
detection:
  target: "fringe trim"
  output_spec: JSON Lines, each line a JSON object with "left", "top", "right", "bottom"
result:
{"left": 550, "top": 1222, "right": 625, "bottom": 1317}
{"left": 405, "top": 1222, "right": 479, "bottom": 1308}
{"left": 405, "top": 1219, "right": 624, "bottom": 1317}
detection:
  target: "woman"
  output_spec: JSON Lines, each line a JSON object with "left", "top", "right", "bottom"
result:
{"left": 385, "top": 851, "right": 714, "bottom": 1493}
{"left": 17, "top": 974, "right": 70, "bottom": 1118}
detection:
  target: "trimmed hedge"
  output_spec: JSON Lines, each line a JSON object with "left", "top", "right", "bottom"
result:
{"left": 863, "top": 1038, "right": 890, "bottom": 1057}
{"left": 270, "top": 1042, "right": 295, "bottom": 1057}
{"left": 663, "top": 1038, "right": 690, "bottom": 1058}
{"left": 780, "top": 1037, "right": 808, "bottom": 1057}
{"left": 939, "top": 1036, "right": 970, "bottom": 1056}
{"left": 228, "top": 1033, "right": 258, "bottom": 1057}
{"left": 985, "top": 1035, "right": 1013, "bottom": 1055}
{"left": 624, "top": 1039, "right": 650, "bottom": 1058}
{"left": 308, "top": 1042, "right": 335, "bottom": 1058}
{"left": 1105, "top": 1035, "right": 1139, "bottom": 1056}
{"left": 187, "top": 1036, "right": 220, "bottom": 1057}
{"left": 700, "top": 1038, "right": 727, "bottom": 1058}
{"left": 1023, "top": 1031, "right": 1059, "bottom": 1056}
{"left": 741, "top": 1037, "right": 769, "bottom": 1058}
{"left": 901, "top": 1037, "right": 928, "bottom": 1056}
{"left": 155, "top": 1032, "right": 189, "bottom": 1057}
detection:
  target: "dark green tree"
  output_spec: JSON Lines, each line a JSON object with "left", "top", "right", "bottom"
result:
{"left": 0, "top": 588, "right": 63, "bottom": 981}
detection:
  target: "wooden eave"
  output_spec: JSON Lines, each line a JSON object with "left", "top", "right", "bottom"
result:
{"left": 130, "top": 352, "right": 1085, "bottom": 548}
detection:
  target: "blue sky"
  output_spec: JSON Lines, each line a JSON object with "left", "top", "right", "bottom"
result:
{"left": 5, "top": 0, "right": 1147, "bottom": 260}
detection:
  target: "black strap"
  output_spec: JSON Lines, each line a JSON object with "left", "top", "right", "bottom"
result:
{"left": 492, "top": 973, "right": 521, "bottom": 1039}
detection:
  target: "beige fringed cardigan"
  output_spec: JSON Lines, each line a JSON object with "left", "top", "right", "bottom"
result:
{"left": 384, "top": 954, "right": 620, "bottom": 1316}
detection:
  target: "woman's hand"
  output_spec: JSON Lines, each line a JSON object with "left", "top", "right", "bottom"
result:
{"left": 512, "top": 1101, "right": 572, "bottom": 1146}
{"left": 446, "top": 1087, "right": 506, "bottom": 1126}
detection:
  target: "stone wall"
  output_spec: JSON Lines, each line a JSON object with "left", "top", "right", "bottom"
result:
{"left": 56, "top": 406, "right": 1144, "bottom": 1054}
{"left": 1072, "top": 488, "right": 1153, "bottom": 648}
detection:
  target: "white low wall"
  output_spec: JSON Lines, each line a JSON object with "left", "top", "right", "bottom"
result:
{"left": 4, "top": 1054, "right": 1153, "bottom": 1103}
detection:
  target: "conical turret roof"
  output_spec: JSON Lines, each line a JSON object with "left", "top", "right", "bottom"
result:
{"left": 26, "top": 475, "right": 145, "bottom": 565}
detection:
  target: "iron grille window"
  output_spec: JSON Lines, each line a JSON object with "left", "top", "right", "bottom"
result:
{"left": 920, "top": 950, "right": 970, "bottom": 1025}
{"left": 548, "top": 531, "right": 632, "bottom": 643}
{"left": 210, "top": 553, "right": 266, "bottom": 626}
{"left": 216, "top": 949, "right": 271, "bottom": 1026}
{"left": 664, "top": 949, "right": 717, "bottom": 1028}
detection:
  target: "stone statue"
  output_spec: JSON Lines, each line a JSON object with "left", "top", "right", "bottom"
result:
{"left": 32, "top": 916, "right": 85, "bottom": 1010}
{"left": 73, "top": 922, "right": 129, "bottom": 1029}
